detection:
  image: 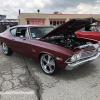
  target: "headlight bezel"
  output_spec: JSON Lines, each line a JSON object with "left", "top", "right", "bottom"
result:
{"left": 76, "top": 53, "right": 81, "bottom": 60}
{"left": 98, "top": 47, "right": 100, "bottom": 52}
{"left": 65, "top": 53, "right": 82, "bottom": 63}
{"left": 70, "top": 54, "right": 77, "bottom": 62}
{"left": 65, "top": 46, "right": 100, "bottom": 64}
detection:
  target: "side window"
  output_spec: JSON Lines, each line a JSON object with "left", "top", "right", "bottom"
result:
{"left": 16, "top": 27, "right": 26, "bottom": 37}
{"left": 90, "top": 26, "right": 98, "bottom": 32}
{"left": 10, "top": 28, "right": 16, "bottom": 36}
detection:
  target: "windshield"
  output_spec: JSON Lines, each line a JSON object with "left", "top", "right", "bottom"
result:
{"left": 96, "top": 26, "right": 100, "bottom": 31}
{"left": 30, "top": 27, "right": 54, "bottom": 39}
{"left": 81, "top": 25, "right": 100, "bottom": 32}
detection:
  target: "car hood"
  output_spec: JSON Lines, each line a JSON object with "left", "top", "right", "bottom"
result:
{"left": 41, "top": 17, "right": 97, "bottom": 39}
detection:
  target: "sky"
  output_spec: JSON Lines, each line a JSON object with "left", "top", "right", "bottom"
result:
{"left": 0, "top": 0, "right": 100, "bottom": 19}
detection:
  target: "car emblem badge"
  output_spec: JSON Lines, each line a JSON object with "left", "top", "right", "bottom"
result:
{"left": 56, "top": 57, "right": 62, "bottom": 61}
{"left": 32, "top": 50, "right": 36, "bottom": 52}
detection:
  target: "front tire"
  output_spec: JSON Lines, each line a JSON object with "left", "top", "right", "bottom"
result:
{"left": 40, "top": 54, "right": 60, "bottom": 75}
{"left": 2, "top": 42, "right": 13, "bottom": 55}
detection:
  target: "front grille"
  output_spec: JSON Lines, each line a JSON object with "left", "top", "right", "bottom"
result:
{"left": 81, "top": 49, "right": 98, "bottom": 59}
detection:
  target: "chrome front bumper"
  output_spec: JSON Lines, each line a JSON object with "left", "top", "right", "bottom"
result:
{"left": 65, "top": 52, "right": 100, "bottom": 70}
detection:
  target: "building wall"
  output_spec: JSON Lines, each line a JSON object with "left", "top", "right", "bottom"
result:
{"left": 0, "top": 15, "right": 6, "bottom": 19}
{"left": 18, "top": 13, "right": 100, "bottom": 25}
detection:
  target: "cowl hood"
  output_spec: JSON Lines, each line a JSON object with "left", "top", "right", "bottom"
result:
{"left": 41, "top": 17, "right": 97, "bottom": 39}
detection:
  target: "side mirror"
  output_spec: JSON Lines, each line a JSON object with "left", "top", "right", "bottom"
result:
{"left": 20, "top": 35, "right": 24, "bottom": 38}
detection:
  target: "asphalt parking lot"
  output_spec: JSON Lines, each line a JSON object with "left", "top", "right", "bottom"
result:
{"left": 0, "top": 46, "right": 100, "bottom": 100}
{"left": 26, "top": 55, "right": 100, "bottom": 100}
{"left": 0, "top": 46, "right": 38, "bottom": 100}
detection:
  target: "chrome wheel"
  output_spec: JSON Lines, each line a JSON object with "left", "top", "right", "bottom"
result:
{"left": 40, "top": 54, "right": 56, "bottom": 74}
{"left": 2, "top": 42, "right": 13, "bottom": 55}
{"left": 2, "top": 43, "right": 8, "bottom": 54}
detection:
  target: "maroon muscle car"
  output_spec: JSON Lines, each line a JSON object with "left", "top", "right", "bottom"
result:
{"left": 75, "top": 25, "right": 100, "bottom": 41}
{"left": 0, "top": 17, "right": 100, "bottom": 75}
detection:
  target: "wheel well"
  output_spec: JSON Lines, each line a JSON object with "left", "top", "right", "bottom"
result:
{"left": 1, "top": 42, "right": 3, "bottom": 45}
{"left": 39, "top": 53, "right": 55, "bottom": 61}
{"left": 39, "top": 53, "right": 45, "bottom": 61}
{"left": 39, "top": 52, "right": 60, "bottom": 74}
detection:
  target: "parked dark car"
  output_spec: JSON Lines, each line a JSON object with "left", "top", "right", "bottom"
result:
{"left": 0, "top": 17, "right": 100, "bottom": 75}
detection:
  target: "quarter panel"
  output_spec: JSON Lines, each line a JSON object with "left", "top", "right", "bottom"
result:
{"left": 0, "top": 30, "right": 14, "bottom": 50}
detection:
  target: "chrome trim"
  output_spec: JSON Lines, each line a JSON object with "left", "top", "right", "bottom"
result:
{"left": 93, "top": 44, "right": 99, "bottom": 48}
{"left": 56, "top": 57, "right": 62, "bottom": 61}
{"left": 80, "top": 48, "right": 98, "bottom": 60}
{"left": 32, "top": 49, "right": 36, "bottom": 52}
{"left": 65, "top": 52, "right": 100, "bottom": 70}
{"left": 78, "top": 43, "right": 99, "bottom": 49}
{"left": 66, "top": 44, "right": 99, "bottom": 64}
{"left": 78, "top": 43, "right": 92, "bottom": 49}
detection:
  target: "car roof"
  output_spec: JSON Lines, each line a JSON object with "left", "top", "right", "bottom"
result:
{"left": 9, "top": 25, "right": 54, "bottom": 29}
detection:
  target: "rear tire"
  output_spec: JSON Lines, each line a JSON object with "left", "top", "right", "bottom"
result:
{"left": 2, "top": 42, "right": 13, "bottom": 55}
{"left": 40, "top": 54, "right": 60, "bottom": 75}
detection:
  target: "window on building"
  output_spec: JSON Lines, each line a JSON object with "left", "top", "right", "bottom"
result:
{"left": 57, "top": 21, "right": 59, "bottom": 26}
{"left": 27, "top": 21, "right": 29, "bottom": 25}
{"left": 60, "top": 21, "right": 62, "bottom": 25}
{"left": 63, "top": 21, "right": 65, "bottom": 24}
{"left": 53, "top": 21, "right": 56, "bottom": 26}
{"left": 49, "top": 20, "right": 66, "bottom": 26}
{"left": 50, "top": 21, "right": 52, "bottom": 25}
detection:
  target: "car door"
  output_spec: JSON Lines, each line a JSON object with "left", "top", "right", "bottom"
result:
{"left": 11, "top": 27, "right": 32, "bottom": 58}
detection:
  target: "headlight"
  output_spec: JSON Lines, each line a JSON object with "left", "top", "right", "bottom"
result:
{"left": 65, "top": 53, "right": 81, "bottom": 63}
{"left": 70, "top": 55, "right": 77, "bottom": 62}
{"left": 76, "top": 53, "right": 81, "bottom": 60}
{"left": 98, "top": 47, "right": 100, "bottom": 52}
